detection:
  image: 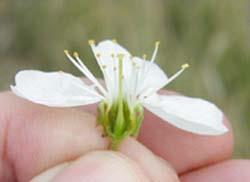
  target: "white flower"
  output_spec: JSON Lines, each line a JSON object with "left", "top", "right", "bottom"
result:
{"left": 11, "top": 40, "right": 228, "bottom": 141}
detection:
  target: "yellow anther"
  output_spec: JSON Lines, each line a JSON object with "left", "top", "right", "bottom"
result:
{"left": 64, "top": 50, "right": 69, "bottom": 55}
{"left": 88, "top": 39, "right": 95, "bottom": 45}
{"left": 96, "top": 53, "right": 101, "bottom": 58}
{"left": 155, "top": 41, "right": 160, "bottom": 47}
{"left": 59, "top": 70, "right": 64, "bottom": 74}
{"left": 112, "top": 39, "right": 117, "bottom": 43}
{"left": 181, "top": 63, "right": 190, "bottom": 69}
{"left": 143, "top": 54, "right": 147, "bottom": 60}
{"left": 73, "top": 52, "right": 79, "bottom": 57}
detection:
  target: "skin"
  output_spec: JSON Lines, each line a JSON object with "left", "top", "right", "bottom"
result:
{"left": 0, "top": 91, "right": 249, "bottom": 181}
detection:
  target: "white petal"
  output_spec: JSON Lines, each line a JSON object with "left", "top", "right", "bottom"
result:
{"left": 133, "top": 57, "right": 168, "bottom": 96}
{"left": 143, "top": 94, "right": 228, "bottom": 135}
{"left": 91, "top": 40, "right": 133, "bottom": 98}
{"left": 11, "top": 70, "right": 102, "bottom": 107}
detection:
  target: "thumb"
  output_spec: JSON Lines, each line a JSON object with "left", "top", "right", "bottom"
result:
{"left": 31, "top": 151, "right": 150, "bottom": 182}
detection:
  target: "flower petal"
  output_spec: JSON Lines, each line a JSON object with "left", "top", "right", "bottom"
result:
{"left": 11, "top": 70, "right": 102, "bottom": 107}
{"left": 143, "top": 94, "right": 228, "bottom": 135}
{"left": 133, "top": 57, "right": 168, "bottom": 96}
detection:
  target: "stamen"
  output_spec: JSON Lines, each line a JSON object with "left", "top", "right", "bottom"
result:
{"left": 112, "top": 39, "right": 117, "bottom": 43}
{"left": 64, "top": 50, "right": 69, "bottom": 55}
{"left": 96, "top": 53, "right": 101, "bottom": 58}
{"left": 165, "top": 63, "right": 190, "bottom": 85}
{"left": 139, "top": 63, "right": 190, "bottom": 101}
{"left": 88, "top": 39, "right": 95, "bottom": 45}
{"left": 143, "top": 54, "right": 147, "bottom": 60}
{"left": 150, "top": 41, "right": 160, "bottom": 63}
{"left": 73, "top": 52, "right": 79, "bottom": 58}
{"left": 182, "top": 63, "right": 189, "bottom": 69}
{"left": 64, "top": 50, "right": 108, "bottom": 97}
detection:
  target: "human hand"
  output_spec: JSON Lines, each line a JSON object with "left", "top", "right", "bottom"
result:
{"left": 0, "top": 91, "right": 249, "bottom": 182}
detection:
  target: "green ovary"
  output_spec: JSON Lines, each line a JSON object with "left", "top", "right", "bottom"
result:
{"left": 97, "top": 100, "right": 144, "bottom": 150}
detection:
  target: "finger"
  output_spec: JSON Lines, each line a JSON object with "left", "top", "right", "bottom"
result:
{"left": 119, "top": 137, "right": 179, "bottom": 181}
{"left": 0, "top": 92, "right": 108, "bottom": 182}
{"left": 139, "top": 113, "right": 233, "bottom": 174}
{"left": 32, "top": 151, "right": 151, "bottom": 182}
{"left": 33, "top": 137, "right": 180, "bottom": 182}
{"left": 30, "top": 163, "right": 70, "bottom": 182}
{"left": 180, "top": 160, "right": 250, "bottom": 182}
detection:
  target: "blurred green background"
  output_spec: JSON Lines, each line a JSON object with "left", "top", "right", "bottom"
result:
{"left": 0, "top": 0, "right": 249, "bottom": 157}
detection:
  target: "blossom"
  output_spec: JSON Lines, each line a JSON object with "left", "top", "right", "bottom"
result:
{"left": 11, "top": 40, "right": 228, "bottom": 148}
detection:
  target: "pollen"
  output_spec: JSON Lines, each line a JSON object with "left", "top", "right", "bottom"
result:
{"left": 96, "top": 53, "right": 101, "bottom": 58}
{"left": 88, "top": 39, "right": 95, "bottom": 45}
{"left": 64, "top": 50, "right": 69, "bottom": 55}
{"left": 143, "top": 54, "right": 147, "bottom": 60}
{"left": 182, "top": 63, "right": 190, "bottom": 69}
{"left": 73, "top": 52, "right": 79, "bottom": 57}
{"left": 112, "top": 39, "right": 117, "bottom": 43}
{"left": 155, "top": 41, "right": 160, "bottom": 47}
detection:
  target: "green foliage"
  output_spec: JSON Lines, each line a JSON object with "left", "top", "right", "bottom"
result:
{"left": 0, "top": 0, "right": 249, "bottom": 156}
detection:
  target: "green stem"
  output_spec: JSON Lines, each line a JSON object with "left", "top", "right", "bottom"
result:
{"left": 110, "top": 139, "right": 121, "bottom": 150}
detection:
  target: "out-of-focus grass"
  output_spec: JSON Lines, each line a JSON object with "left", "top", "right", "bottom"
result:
{"left": 0, "top": 0, "right": 249, "bottom": 157}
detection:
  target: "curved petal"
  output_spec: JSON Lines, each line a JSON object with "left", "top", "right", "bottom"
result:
{"left": 143, "top": 94, "right": 228, "bottom": 135}
{"left": 133, "top": 57, "right": 168, "bottom": 96}
{"left": 91, "top": 40, "right": 133, "bottom": 97}
{"left": 11, "top": 70, "right": 102, "bottom": 107}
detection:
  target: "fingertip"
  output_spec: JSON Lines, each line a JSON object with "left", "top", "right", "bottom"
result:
{"left": 139, "top": 111, "right": 234, "bottom": 174}
{"left": 51, "top": 151, "right": 150, "bottom": 182}
{"left": 119, "top": 137, "right": 180, "bottom": 182}
{"left": 181, "top": 160, "right": 250, "bottom": 182}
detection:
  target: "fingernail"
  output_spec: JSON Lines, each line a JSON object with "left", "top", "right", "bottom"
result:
{"left": 30, "top": 162, "right": 70, "bottom": 182}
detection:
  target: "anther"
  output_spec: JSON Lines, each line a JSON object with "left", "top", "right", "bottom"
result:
{"left": 181, "top": 63, "right": 190, "bottom": 69}
{"left": 143, "top": 54, "right": 147, "bottom": 60}
{"left": 64, "top": 50, "right": 69, "bottom": 55}
{"left": 112, "top": 39, "right": 117, "bottom": 43}
{"left": 88, "top": 39, "right": 95, "bottom": 45}
{"left": 113, "top": 67, "right": 117, "bottom": 71}
{"left": 155, "top": 41, "right": 160, "bottom": 47}
{"left": 96, "top": 53, "right": 101, "bottom": 58}
{"left": 102, "top": 65, "right": 107, "bottom": 69}
{"left": 73, "top": 52, "right": 79, "bottom": 58}
{"left": 111, "top": 53, "right": 115, "bottom": 58}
